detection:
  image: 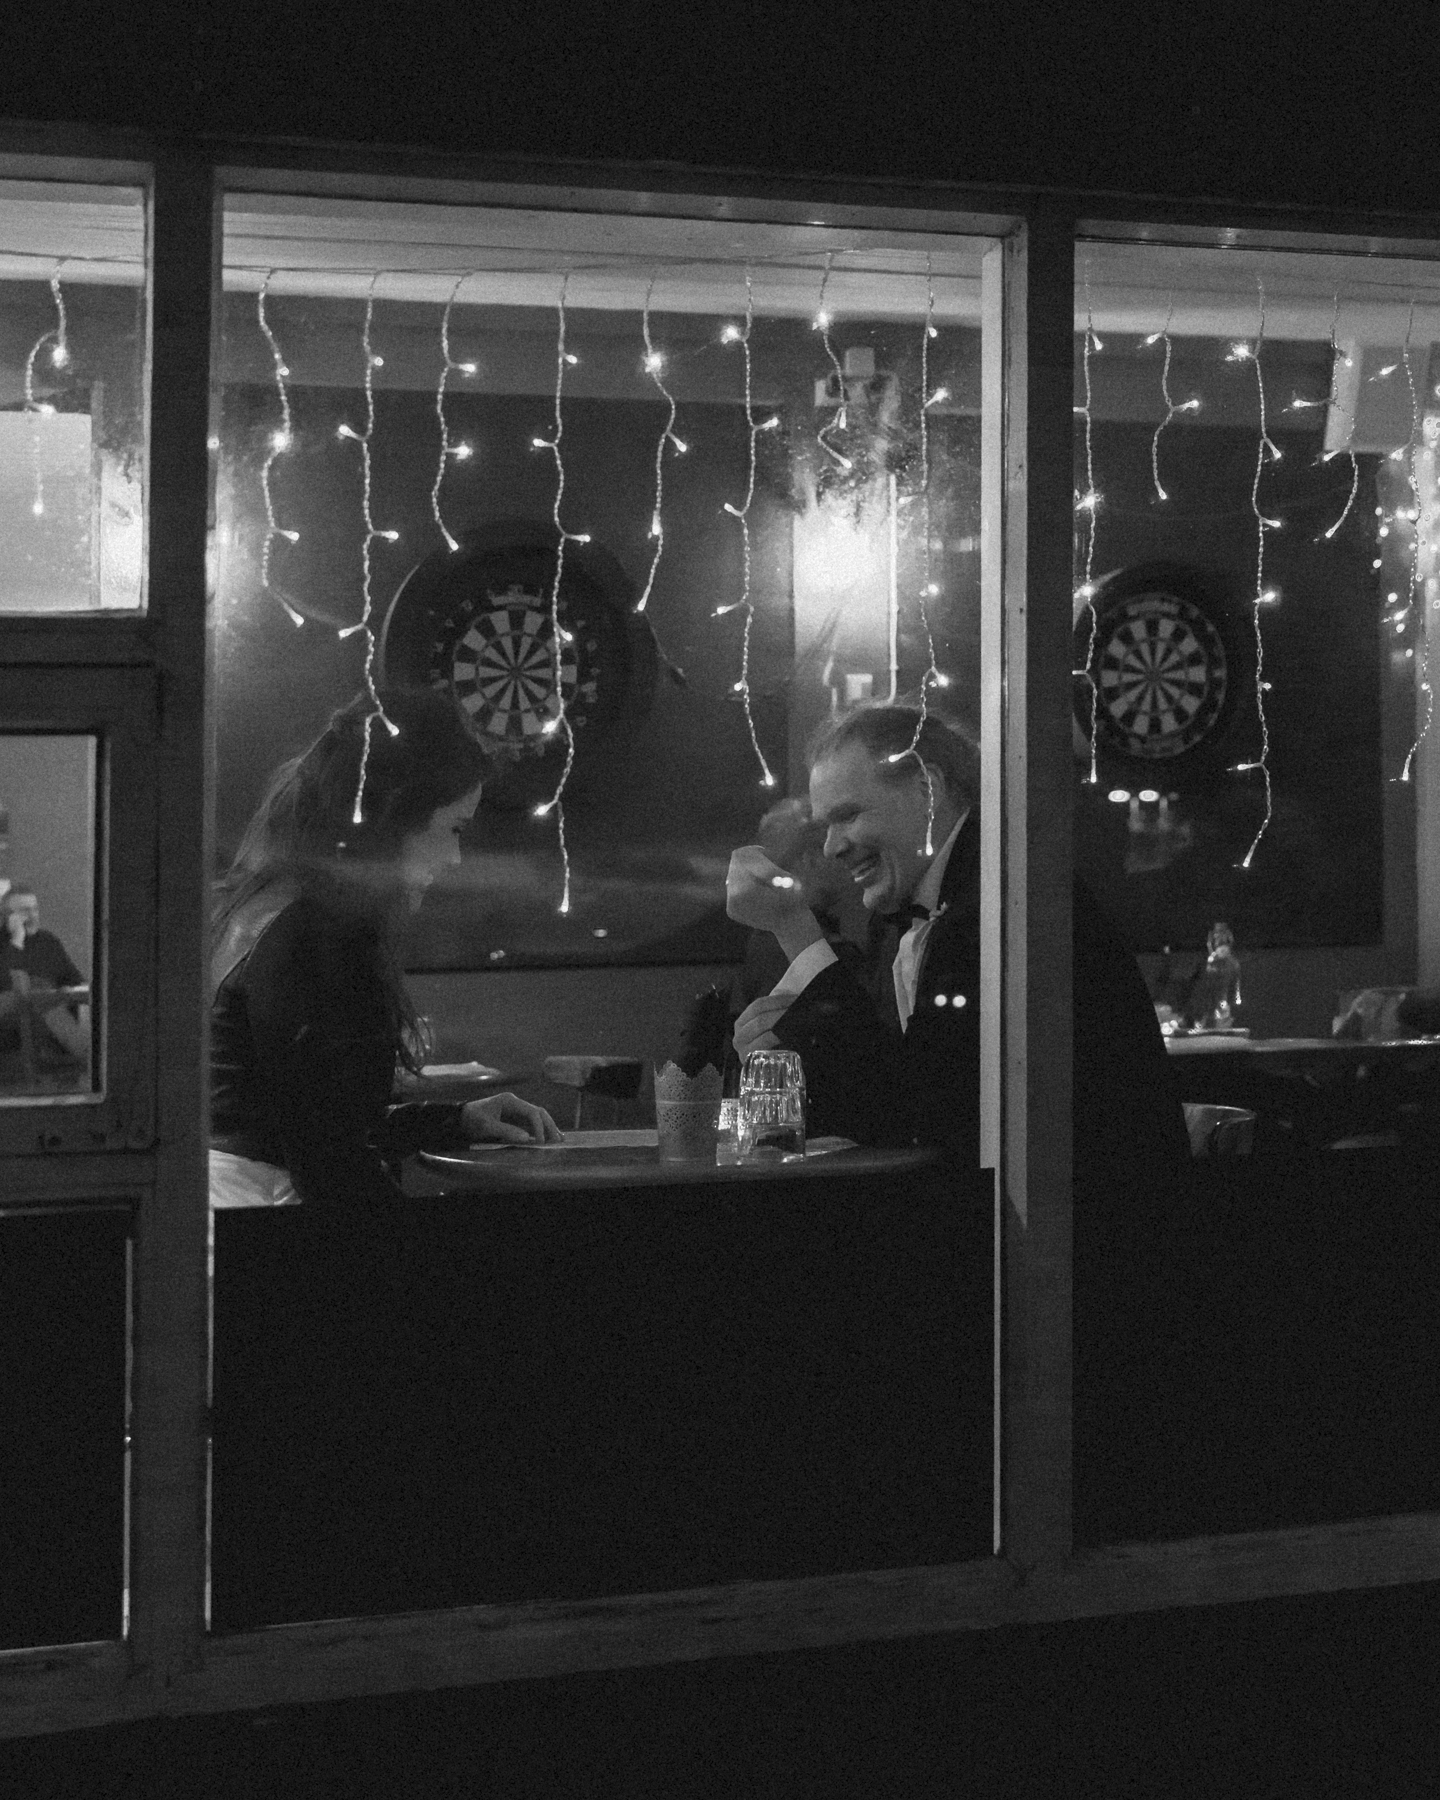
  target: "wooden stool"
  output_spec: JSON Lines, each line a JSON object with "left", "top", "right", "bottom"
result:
{"left": 542, "top": 1055, "right": 645, "bottom": 1129}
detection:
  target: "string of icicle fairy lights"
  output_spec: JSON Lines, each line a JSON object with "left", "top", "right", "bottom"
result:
{"left": 886, "top": 259, "right": 950, "bottom": 855}
{"left": 255, "top": 272, "right": 304, "bottom": 626}
{"left": 1073, "top": 267, "right": 1103, "bottom": 787}
{"left": 635, "top": 275, "right": 688, "bottom": 612}
{"left": 23, "top": 269, "right": 70, "bottom": 519}
{"left": 431, "top": 274, "right": 479, "bottom": 553}
{"left": 1145, "top": 294, "right": 1202, "bottom": 502}
{"left": 335, "top": 277, "right": 401, "bottom": 824}
{"left": 717, "top": 268, "right": 780, "bottom": 789}
{"left": 813, "top": 254, "right": 853, "bottom": 474}
{"left": 1228, "top": 281, "right": 1284, "bottom": 870}
{"left": 528, "top": 273, "right": 589, "bottom": 914}
{"left": 1395, "top": 301, "right": 1433, "bottom": 784}
{"left": 1305, "top": 295, "right": 1359, "bottom": 542}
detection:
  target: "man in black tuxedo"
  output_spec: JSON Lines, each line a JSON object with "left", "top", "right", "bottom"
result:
{"left": 727, "top": 705, "right": 1187, "bottom": 1187}
{"left": 727, "top": 706, "right": 1193, "bottom": 1542}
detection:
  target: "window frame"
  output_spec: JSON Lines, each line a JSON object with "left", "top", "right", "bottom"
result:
{"left": 4, "top": 131, "right": 1440, "bottom": 1739}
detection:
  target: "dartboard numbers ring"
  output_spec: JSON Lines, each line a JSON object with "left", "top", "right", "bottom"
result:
{"left": 1092, "top": 590, "right": 1228, "bottom": 760}
{"left": 430, "top": 582, "right": 602, "bottom": 753}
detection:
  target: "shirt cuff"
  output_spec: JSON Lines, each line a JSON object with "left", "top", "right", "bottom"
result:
{"left": 771, "top": 938, "right": 838, "bottom": 998}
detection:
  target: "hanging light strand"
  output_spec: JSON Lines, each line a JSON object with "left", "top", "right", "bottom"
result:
{"left": 431, "top": 273, "right": 480, "bottom": 553}
{"left": 1236, "top": 282, "right": 1281, "bottom": 870}
{"left": 529, "top": 274, "right": 590, "bottom": 913}
{"left": 813, "top": 254, "right": 852, "bottom": 472}
{"left": 1320, "top": 294, "right": 1360, "bottom": 541}
{"left": 255, "top": 272, "right": 304, "bottom": 626}
{"left": 1147, "top": 294, "right": 1202, "bottom": 502}
{"left": 1397, "top": 301, "right": 1434, "bottom": 784}
{"left": 336, "top": 278, "right": 400, "bottom": 824}
{"left": 886, "top": 262, "right": 946, "bottom": 853}
{"left": 23, "top": 268, "right": 71, "bottom": 521}
{"left": 635, "top": 275, "right": 688, "bottom": 612}
{"left": 718, "top": 269, "right": 778, "bottom": 789}
{"left": 1074, "top": 265, "right": 1103, "bottom": 786}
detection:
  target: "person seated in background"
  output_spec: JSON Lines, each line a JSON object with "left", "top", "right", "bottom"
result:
{"left": 0, "top": 882, "right": 90, "bottom": 1076}
{"left": 729, "top": 794, "right": 893, "bottom": 1019}
{"left": 210, "top": 687, "right": 560, "bottom": 1213}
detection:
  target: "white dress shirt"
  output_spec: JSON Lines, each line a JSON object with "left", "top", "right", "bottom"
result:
{"left": 771, "top": 814, "right": 967, "bottom": 1033}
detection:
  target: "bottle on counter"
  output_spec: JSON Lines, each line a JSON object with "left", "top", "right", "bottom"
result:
{"left": 1192, "top": 921, "right": 1242, "bottom": 1032}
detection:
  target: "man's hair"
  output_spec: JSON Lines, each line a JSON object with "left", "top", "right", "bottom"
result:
{"left": 806, "top": 705, "right": 980, "bottom": 807}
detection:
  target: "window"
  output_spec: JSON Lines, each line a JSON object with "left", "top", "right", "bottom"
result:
{"left": 0, "top": 179, "right": 147, "bottom": 614}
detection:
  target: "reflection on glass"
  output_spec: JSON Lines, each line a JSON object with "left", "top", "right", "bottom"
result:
{"left": 0, "top": 734, "right": 98, "bottom": 1099}
{"left": 215, "top": 199, "right": 986, "bottom": 969}
{"left": 0, "top": 180, "right": 147, "bottom": 613}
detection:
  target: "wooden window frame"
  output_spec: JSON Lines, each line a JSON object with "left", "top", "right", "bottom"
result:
{"left": 4, "top": 131, "right": 1440, "bottom": 1741}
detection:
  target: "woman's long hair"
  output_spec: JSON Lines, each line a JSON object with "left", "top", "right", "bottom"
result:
{"left": 214, "top": 687, "right": 491, "bottom": 1068}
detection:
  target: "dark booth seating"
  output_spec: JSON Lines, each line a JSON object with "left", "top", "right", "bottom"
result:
{"left": 210, "top": 1154, "right": 994, "bottom": 1629}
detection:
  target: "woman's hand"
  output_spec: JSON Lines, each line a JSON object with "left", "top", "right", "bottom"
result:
{"left": 725, "top": 846, "right": 825, "bottom": 963}
{"left": 461, "top": 1092, "right": 563, "bottom": 1144}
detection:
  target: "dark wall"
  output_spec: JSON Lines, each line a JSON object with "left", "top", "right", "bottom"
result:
{"left": 4, "top": 4, "right": 1438, "bottom": 221}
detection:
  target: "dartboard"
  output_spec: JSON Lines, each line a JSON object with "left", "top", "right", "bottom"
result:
{"left": 1091, "top": 590, "right": 1228, "bottom": 760}
{"left": 428, "top": 582, "right": 602, "bottom": 753}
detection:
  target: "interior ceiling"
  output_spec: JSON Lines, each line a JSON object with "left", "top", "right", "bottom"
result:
{"left": 7, "top": 184, "right": 1440, "bottom": 339}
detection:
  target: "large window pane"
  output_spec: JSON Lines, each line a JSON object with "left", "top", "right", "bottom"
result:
{"left": 0, "top": 179, "right": 146, "bottom": 613}
{"left": 209, "top": 194, "right": 998, "bottom": 1622}
{"left": 1073, "top": 237, "right": 1440, "bottom": 1543}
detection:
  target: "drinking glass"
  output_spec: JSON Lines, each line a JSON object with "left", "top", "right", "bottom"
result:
{"left": 739, "top": 1049, "right": 806, "bottom": 1160}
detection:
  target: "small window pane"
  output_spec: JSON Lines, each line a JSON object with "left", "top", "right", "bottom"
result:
{"left": 0, "top": 179, "right": 146, "bottom": 612}
{"left": 0, "top": 733, "right": 98, "bottom": 1098}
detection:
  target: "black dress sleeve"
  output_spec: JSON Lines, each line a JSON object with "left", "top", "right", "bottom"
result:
{"left": 237, "top": 902, "right": 467, "bottom": 1212}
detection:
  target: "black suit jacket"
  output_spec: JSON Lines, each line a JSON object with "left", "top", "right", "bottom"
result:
{"left": 772, "top": 813, "right": 1190, "bottom": 1196}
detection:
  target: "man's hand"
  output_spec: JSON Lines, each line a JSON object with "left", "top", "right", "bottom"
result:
{"left": 726, "top": 846, "right": 825, "bottom": 961}
{"left": 461, "top": 1092, "right": 563, "bottom": 1144}
{"left": 733, "top": 993, "right": 794, "bottom": 1061}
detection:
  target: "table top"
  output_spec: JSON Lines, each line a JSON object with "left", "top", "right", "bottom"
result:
{"left": 1167, "top": 1033, "right": 1440, "bottom": 1059}
{"left": 410, "top": 1129, "right": 938, "bottom": 1193}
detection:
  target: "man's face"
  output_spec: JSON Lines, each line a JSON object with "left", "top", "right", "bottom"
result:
{"left": 4, "top": 893, "right": 38, "bottom": 939}
{"left": 809, "top": 743, "right": 939, "bottom": 914}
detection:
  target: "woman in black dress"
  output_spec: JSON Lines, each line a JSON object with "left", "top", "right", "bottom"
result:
{"left": 209, "top": 686, "right": 559, "bottom": 1212}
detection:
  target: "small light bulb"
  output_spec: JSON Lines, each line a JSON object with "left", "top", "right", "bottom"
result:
{"left": 379, "top": 529, "right": 400, "bottom": 543}
{"left": 451, "top": 443, "right": 473, "bottom": 459}
{"left": 721, "top": 324, "right": 742, "bottom": 344}
{"left": 532, "top": 802, "right": 553, "bottom": 818}
{"left": 370, "top": 354, "right": 384, "bottom": 368}
{"left": 270, "top": 429, "right": 291, "bottom": 452}
{"left": 1108, "top": 788, "right": 1130, "bottom": 803}
{"left": 207, "top": 435, "right": 220, "bottom": 451}
{"left": 814, "top": 310, "right": 831, "bottom": 330}
{"left": 532, "top": 436, "right": 550, "bottom": 449}
{"left": 1227, "top": 342, "right": 1253, "bottom": 361}
{"left": 671, "top": 437, "right": 688, "bottom": 454}
{"left": 281, "top": 529, "right": 300, "bottom": 543}
{"left": 1259, "top": 587, "right": 1280, "bottom": 605}
{"left": 541, "top": 719, "right": 561, "bottom": 736}
{"left": 459, "top": 361, "right": 478, "bottom": 376}
{"left": 925, "top": 387, "right": 950, "bottom": 408}
{"left": 337, "top": 424, "right": 359, "bottom": 441}
{"left": 760, "top": 416, "right": 781, "bottom": 431}
{"left": 31, "top": 500, "right": 43, "bottom": 517}
{"left": 927, "top": 324, "right": 938, "bottom": 339}
{"left": 564, "top": 353, "right": 579, "bottom": 366}
{"left": 644, "top": 352, "right": 664, "bottom": 374}
{"left": 50, "top": 344, "right": 68, "bottom": 368}
{"left": 1143, "top": 332, "right": 1163, "bottom": 347}
{"left": 924, "top": 582, "right": 941, "bottom": 598}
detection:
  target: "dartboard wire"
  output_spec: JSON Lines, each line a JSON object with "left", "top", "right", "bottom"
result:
{"left": 1318, "top": 294, "right": 1360, "bottom": 542}
{"left": 432, "top": 273, "right": 480, "bottom": 553}
{"left": 886, "top": 261, "right": 946, "bottom": 854}
{"left": 1074, "top": 262, "right": 1103, "bottom": 786}
{"left": 530, "top": 273, "right": 591, "bottom": 914}
{"left": 336, "top": 275, "right": 401, "bottom": 824}
{"left": 1235, "top": 280, "right": 1282, "bottom": 871}
{"left": 255, "top": 271, "right": 304, "bottom": 625}
{"left": 22, "top": 266, "right": 71, "bottom": 527}
{"left": 719, "top": 268, "right": 779, "bottom": 790}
